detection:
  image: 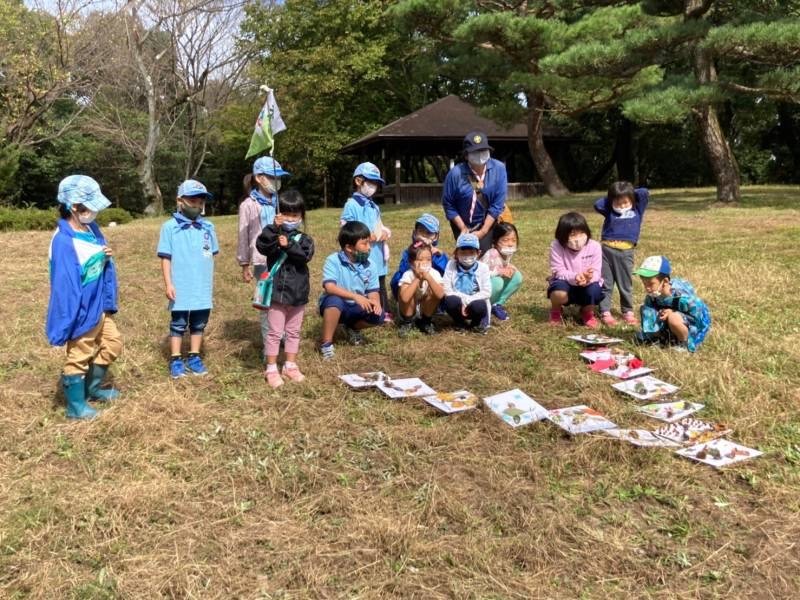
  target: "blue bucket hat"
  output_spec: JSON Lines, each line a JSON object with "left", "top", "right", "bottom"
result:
{"left": 635, "top": 255, "right": 671, "bottom": 278}
{"left": 57, "top": 175, "right": 111, "bottom": 212}
{"left": 353, "top": 162, "right": 385, "bottom": 185}
{"left": 415, "top": 213, "right": 440, "bottom": 234}
{"left": 253, "top": 156, "right": 291, "bottom": 177}
{"left": 177, "top": 179, "right": 213, "bottom": 201}
{"left": 456, "top": 232, "right": 480, "bottom": 250}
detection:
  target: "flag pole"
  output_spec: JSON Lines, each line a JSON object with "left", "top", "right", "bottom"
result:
{"left": 260, "top": 84, "right": 281, "bottom": 216}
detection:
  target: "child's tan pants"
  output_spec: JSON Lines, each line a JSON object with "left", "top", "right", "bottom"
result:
{"left": 63, "top": 313, "right": 123, "bottom": 375}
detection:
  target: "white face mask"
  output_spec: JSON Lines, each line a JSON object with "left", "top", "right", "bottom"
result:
{"left": 265, "top": 178, "right": 281, "bottom": 194}
{"left": 467, "top": 150, "right": 490, "bottom": 166}
{"left": 613, "top": 201, "right": 632, "bottom": 214}
{"left": 360, "top": 182, "right": 378, "bottom": 198}
{"left": 567, "top": 234, "right": 588, "bottom": 251}
{"left": 458, "top": 255, "right": 477, "bottom": 268}
{"left": 416, "top": 262, "right": 432, "bottom": 273}
{"left": 499, "top": 246, "right": 517, "bottom": 257}
{"left": 77, "top": 210, "right": 97, "bottom": 224}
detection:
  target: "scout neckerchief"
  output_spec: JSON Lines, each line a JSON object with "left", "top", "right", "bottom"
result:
{"left": 466, "top": 164, "right": 488, "bottom": 226}
{"left": 251, "top": 188, "right": 277, "bottom": 229}
{"left": 173, "top": 211, "right": 211, "bottom": 232}
{"left": 454, "top": 261, "right": 479, "bottom": 295}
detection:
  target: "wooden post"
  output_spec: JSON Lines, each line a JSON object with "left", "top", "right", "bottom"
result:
{"left": 394, "top": 159, "right": 402, "bottom": 204}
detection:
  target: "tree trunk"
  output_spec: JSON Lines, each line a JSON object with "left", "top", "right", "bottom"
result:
{"left": 690, "top": 14, "right": 740, "bottom": 202}
{"left": 777, "top": 103, "right": 800, "bottom": 182}
{"left": 526, "top": 92, "right": 570, "bottom": 197}
{"left": 614, "top": 116, "right": 636, "bottom": 183}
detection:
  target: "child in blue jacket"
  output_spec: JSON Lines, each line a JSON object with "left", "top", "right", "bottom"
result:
{"left": 46, "top": 175, "right": 123, "bottom": 420}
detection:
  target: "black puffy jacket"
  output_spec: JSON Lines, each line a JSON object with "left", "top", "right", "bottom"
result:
{"left": 255, "top": 225, "right": 315, "bottom": 306}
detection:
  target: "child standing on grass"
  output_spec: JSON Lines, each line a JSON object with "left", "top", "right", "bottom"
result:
{"left": 390, "top": 213, "right": 449, "bottom": 301}
{"left": 255, "top": 191, "right": 315, "bottom": 388}
{"left": 547, "top": 212, "right": 604, "bottom": 328}
{"left": 594, "top": 181, "right": 650, "bottom": 326}
{"left": 396, "top": 243, "right": 445, "bottom": 337}
{"left": 47, "top": 175, "right": 123, "bottom": 420}
{"left": 481, "top": 222, "right": 523, "bottom": 322}
{"left": 442, "top": 233, "right": 492, "bottom": 334}
{"left": 237, "top": 157, "right": 291, "bottom": 352}
{"left": 157, "top": 180, "right": 219, "bottom": 378}
{"left": 634, "top": 255, "right": 711, "bottom": 352}
{"left": 340, "top": 163, "right": 392, "bottom": 322}
{"left": 318, "top": 221, "right": 384, "bottom": 360}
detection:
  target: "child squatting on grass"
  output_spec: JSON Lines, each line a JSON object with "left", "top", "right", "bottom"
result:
{"left": 594, "top": 181, "right": 650, "bottom": 327}
{"left": 442, "top": 232, "right": 492, "bottom": 334}
{"left": 389, "top": 212, "right": 449, "bottom": 302}
{"left": 547, "top": 212, "right": 605, "bottom": 328}
{"left": 255, "top": 190, "right": 315, "bottom": 388}
{"left": 396, "top": 242, "right": 445, "bottom": 337}
{"left": 157, "top": 180, "right": 219, "bottom": 379}
{"left": 237, "top": 156, "right": 292, "bottom": 353}
{"left": 634, "top": 255, "right": 711, "bottom": 352}
{"left": 318, "top": 221, "right": 384, "bottom": 360}
{"left": 481, "top": 221, "right": 523, "bottom": 322}
{"left": 46, "top": 175, "right": 123, "bottom": 420}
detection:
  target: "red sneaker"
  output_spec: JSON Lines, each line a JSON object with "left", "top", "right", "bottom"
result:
{"left": 581, "top": 308, "right": 600, "bottom": 329}
{"left": 548, "top": 309, "right": 563, "bottom": 325}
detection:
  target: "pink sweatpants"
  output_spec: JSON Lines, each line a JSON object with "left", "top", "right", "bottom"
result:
{"left": 265, "top": 303, "right": 306, "bottom": 357}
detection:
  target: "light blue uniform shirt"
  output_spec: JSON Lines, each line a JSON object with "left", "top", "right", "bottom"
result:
{"left": 157, "top": 212, "right": 219, "bottom": 311}
{"left": 340, "top": 193, "right": 387, "bottom": 276}
{"left": 319, "top": 251, "right": 379, "bottom": 305}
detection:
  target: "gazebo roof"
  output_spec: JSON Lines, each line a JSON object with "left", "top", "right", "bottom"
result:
{"left": 340, "top": 94, "right": 566, "bottom": 155}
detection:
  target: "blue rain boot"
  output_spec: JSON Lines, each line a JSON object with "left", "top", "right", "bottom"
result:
{"left": 85, "top": 363, "right": 120, "bottom": 402}
{"left": 62, "top": 374, "right": 98, "bottom": 420}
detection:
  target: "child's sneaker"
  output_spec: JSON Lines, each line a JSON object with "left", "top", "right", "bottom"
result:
{"left": 282, "top": 364, "right": 306, "bottom": 382}
{"left": 581, "top": 308, "right": 600, "bottom": 329}
{"left": 319, "top": 342, "right": 335, "bottom": 360}
{"left": 491, "top": 304, "right": 509, "bottom": 321}
{"left": 186, "top": 354, "right": 208, "bottom": 376}
{"left": 383, "top": 311, "right": 394, "bottom": 324}
{"left": 622, "top": 311, "right": 639, "bottom": 326}
{"left": 345, "top": 326, "right": 365, "bottom": 346}
{"left": 397, "top": 319, "right": 415, "bottom": 338}
{"left": 265, "top": 370, "right": 284, "bottom": 388}
{"left": 473, "top": 315, "right": 490, "bottom": 335}
{"left": 169, "top": 357, "right": 186, "bottom": 379}
{"left": 548, "top": 309, "right": 563, "bottom": 326}
{"left": 600, "top": 311, "right": 618, "bottom": 326}
{"left": 416, "top": 318, "right": 436, "bottom": 335}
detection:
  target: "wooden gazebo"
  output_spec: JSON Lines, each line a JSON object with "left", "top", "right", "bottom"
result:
{"left": 339, "top": 95, "right": 571, "bottom": 203}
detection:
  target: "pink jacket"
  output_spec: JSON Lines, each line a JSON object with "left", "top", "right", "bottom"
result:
{"left": 549, "top": 239, "right": 603, "bottom": 286}
{"left": 237, "top": 196, "right": 266, "bottom": 267}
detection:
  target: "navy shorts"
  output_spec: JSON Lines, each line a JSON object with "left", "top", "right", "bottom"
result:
{"left": 547, "top": 280, "right": 604, "bottom": 307}
{"left": 170, "top": 309, "right": 211, "bottom": 337}
{"left": 319, "top": 295, "right": 384, "bottom": 327}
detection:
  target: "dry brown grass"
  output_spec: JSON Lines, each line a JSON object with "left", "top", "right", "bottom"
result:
{"left": 1, "top": 186, "right": 799, "bottom": 599}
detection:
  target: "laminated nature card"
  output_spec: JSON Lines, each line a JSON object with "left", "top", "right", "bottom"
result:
{"left": 339, "top": 372, "right": 387, "bottom": 388}
{"left": 484, "top": 389, "right": 549, "bottom": 428}
{"left": 675, "top": 439, "right": 762, "bottom": 469}
{"left": 612, "top": 375, "right": 679, "bottom": 401}
{"left": 580, "top": 348, "right": 635, "bottom": 363}
{"left": 422, "top": 390, "right": 479, "bottom": 414}
{"left": 376, "top": 377, "right": 436, "bottom": 399}
{"left": 547, "top": 405, "right": 617, "bottom": 434}
{"left": 599, "top": 363, "right": 654, "bottom": 380}
{"left": 637, "top": 400, "right": 705, "bottom": 423}
{"left": 653, "top": 418, "right": 731, "bottom": 445}
{"left": 568, "top": 333, "right": 623, "bottom": 346}
{"left": 601, "top": 428, "right": 682, "bottom": 448}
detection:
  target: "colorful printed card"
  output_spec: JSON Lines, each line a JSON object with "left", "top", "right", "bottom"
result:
{"left": 676, "top": 439, "right": 762, "bottom": 468}
{"left": 612, "top": 376, "right": 679, "bottom": 401}
{"left": 339, "top": 372, "right": 387, "bottom": 388}
{"left": 654, "top": 418, "right": 731, "bottom": 445}
{"left": 422, "top": 390, "right": 479, "bottom": 414}
{"left": 601, "top": 428, "right": 682, "bottom": 448}
{"left": 483, "top": 389, "right": 549, "bottom": 428}
{"left": 637, "top": 400, "right": 705, "bottom": 423}
{"left": 547, "top": 405, "right": 617, "bottom": 435}
{"left": 376, "top": 377, "right": 436, "bottom": 399}
{"left": 580, "top": 348, "right": 635, "bottom": 363}
{"left": 599, "top": 364, "right": 654, "bottom": 380}
{"left": 568, "top": 334, "right": 623, "bottom": 346}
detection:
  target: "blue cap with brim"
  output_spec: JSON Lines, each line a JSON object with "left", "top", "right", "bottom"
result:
{"left": 57, "top": 175, "right": 111, "bottom": 212}
{"left": 456, "top": 232, "right": 480, "bottom": 250}
{"left": 635, "top": 255, "right": 671, "bottom": 277}
{"left": 253, "top": 156, "right": 290, "bottom": 177}
{"left": 415, "top": 213, "right": 440, "bottom": 234}
{"left": 177, "top": 179, "right": 213, "bottom": 201}
{"left": 353, "top": 162, "right": 385, "bottom": 185}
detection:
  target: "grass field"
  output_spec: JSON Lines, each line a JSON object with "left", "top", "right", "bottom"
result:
{"left": 1, "top": 186, "right": 799, "bottom": 599}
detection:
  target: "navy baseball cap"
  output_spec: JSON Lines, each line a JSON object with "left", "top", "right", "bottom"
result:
{"left": 463, "top": 131, "right": 493, "bottom": 153}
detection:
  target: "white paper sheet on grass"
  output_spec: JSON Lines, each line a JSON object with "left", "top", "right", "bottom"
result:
{"left": 580, "top": 348, "right": 635, "bottom": 363}
{"left": 422, "top": 390, "right": 479, "bottom": 414}
{"left": 637, "top": 400, "right": 704, "bottom": 423}
{"left": 484, "top": 389, "right": 549, "bottom": 428}
{"left": 568, "top": 333, "right": 623, "bottom": 346}
{"left": 601, "top": 428, "right": 682, "bottom": 448}
{"left": 653, "top": 418, "right": 731, "bottom": 445}
{"left": 676, "top": 438, "right": 762, "bottom": 468}
{"left": 599, "top": 364, "right": 654, "bottom": 380}
{"left": 612, "top": 375, "right": 679, "bottom": 401}
{"left": 376, "top": 377, "right": 436, "bottom": 399}
{"left": 547, "top": 405, "right": 617, "bottom": 435}
{"left": 338, "top": 372, "right": 387, "bottom": 388}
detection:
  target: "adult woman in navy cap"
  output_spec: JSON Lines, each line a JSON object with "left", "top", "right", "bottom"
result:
{"left": 442, "top": 131, "right": 508, "bottom": 255}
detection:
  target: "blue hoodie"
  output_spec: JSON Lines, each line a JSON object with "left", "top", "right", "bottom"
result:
{"left": 46, "top": 219, "right": 118, "bottom": 346}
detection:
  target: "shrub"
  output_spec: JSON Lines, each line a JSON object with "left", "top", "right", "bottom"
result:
{"left": 96, "top": 208, "right": 134, "bottom": 226}
{"left": 0, "top": 207, "right": 58, "bottom": 231}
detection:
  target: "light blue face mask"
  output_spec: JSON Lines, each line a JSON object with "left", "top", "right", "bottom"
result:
{"left": 282, "top": 219, "right": 302, "bottom": 231}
